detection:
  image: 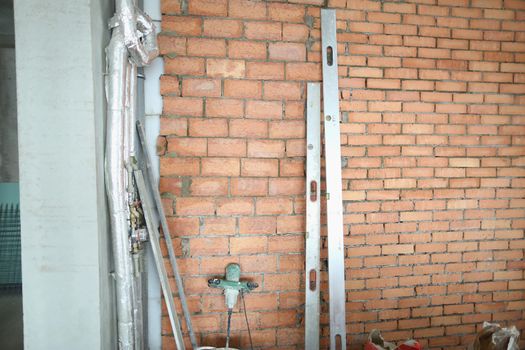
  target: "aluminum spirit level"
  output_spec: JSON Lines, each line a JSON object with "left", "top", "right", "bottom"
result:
{"left": 321, "top": 8, "right": 347, "bottom": 350}
{"left": 305, "top": 82, "right": 321, "bottom": 350}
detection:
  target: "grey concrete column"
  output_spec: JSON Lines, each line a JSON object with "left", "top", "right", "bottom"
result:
{"left": 14, "top": 0, "right": 115, "bottom": 348}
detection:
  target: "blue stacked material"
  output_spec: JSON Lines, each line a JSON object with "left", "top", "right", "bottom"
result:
{"left": 0, "top": 183, "right": 21, "bottom": 292}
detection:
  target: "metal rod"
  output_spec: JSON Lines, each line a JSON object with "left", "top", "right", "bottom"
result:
{"left": 321, "top": 9, "right": 347, "bottom": 350}
{"left": 226, "top": 309, "right": 232, "bottom": 349}
{"left": 305, "top": 83, "right": 321, "bottom": 350}
{"left": 136, "top": 120, "right": 199, "bottom": 348}
{"left": 134, "top": 169, "right": 186, "bottom": 349}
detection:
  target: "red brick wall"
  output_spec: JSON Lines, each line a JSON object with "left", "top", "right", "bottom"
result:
{"left": 157, "top": 0, "right": 525, "bottom": 348}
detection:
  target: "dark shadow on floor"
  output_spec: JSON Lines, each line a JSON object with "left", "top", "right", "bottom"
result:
{"left": 0, "top": 291, "right": 23, "bottom": 350}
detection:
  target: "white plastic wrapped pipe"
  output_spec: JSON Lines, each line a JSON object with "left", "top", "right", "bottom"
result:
{"left": 118, "top": 0, "right": 159, "bottom": 67}
{"left": 105, "top": 24, "right": 136, "bottom": 349}
{"left": 105, "top": 0, "right": 159, "bottom": 348}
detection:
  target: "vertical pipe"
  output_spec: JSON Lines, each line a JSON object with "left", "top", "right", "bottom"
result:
{"left": 105, "top": 25, "right": 136, "bottom": 350}
{"left": 106, "top": 0, "right": 159, "bottom": 348}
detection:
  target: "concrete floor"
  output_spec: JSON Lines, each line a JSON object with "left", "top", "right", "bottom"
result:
{"left": 0, "top": 292, "right": 23, "bottom": 349}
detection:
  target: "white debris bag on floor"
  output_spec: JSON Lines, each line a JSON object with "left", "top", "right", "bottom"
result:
{"left": 472, "top": 322, "right": 520, "bottom": 350}
{"left": 364, "top": 329, "right": 421, "bottom": 350}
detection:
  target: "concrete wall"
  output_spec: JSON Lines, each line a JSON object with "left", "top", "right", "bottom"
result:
{"left": 14, "top": 0, "right": 115, "bottom": 348}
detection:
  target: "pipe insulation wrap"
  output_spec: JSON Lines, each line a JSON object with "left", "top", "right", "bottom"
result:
{"left": 105, "top": 0, "right": 159, "bottom": 348}
{"left": 116, "top": 0, "right": 159, "bottom": 67}
{"left": 105, "top": 26, "right": 135, "bottom": 349}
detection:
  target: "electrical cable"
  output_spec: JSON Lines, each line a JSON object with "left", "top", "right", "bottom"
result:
{"left": 241, "top": 290, "right": 254, "bottom": 350}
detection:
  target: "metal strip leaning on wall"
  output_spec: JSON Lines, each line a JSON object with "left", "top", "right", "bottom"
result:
{"left": 137, "top": 121, "right": 199, "bottom": 349}
{"left": 321, "top": 9, "right": 347, "bottom": 350}
{"left": 134, "top": 168, "right": 186, "bottom": 350}
{"left": 305, "top": 83, "right": 322, "bottom": 350}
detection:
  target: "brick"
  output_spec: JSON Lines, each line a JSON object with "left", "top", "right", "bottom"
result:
{"left": 160, "top": 157, "right": 199, "bottom": 176}
{"left": 269, "top": 42, "right": 306, "bottom": 62}
{"left": 187, "top": 38, "right": 226, "bottom": 57}
{"left": 229, "top": 0, "right": 266, "bottom": 19}
{"left": 239, "top": 217, "right": 276, "bottom": 234}
{"left": 206, "top": 59, "right": 245, "bottom": 78}
{"left": 367, "top": 12, "right": 401, "bottom": 23}
{"left": 161, "top": 0, "right": 181, "bottom": 14}
{"left": 201, "top": 158, "right": 240, "bottom": 176}
{"left": 245, "top": 21, "right": 281, "bottom": 40}
{"left": 190, "top": 178, "right": 228, "bottom": 196}
{"left": 385, "top": 179, "right": 416, "bottom": 189}
{"left": 188, "top": 0, "right": 227, "bottom": 15}
{"left": 246, "top": 62, "right": 284, "bottom": 80}
{"left": 449, "top": 158, "right": 481, "bottom": 168}
{"left": 229, "top": 119, "right": 267, "bottom": 138}
{"left": 165, "top": 57, "right": 204, "bottom": 76}
{"left": 160, "top": 75, "right": 180, "bottom": 96}
{"left": 269, "top": 178, "right": 304, "bottom": 196}
{"left": 208, "top": 138, "right": 246, "bottom": 157}
{"left": 216, "top": 198, "right": 253, "bottom": 216}
{"left": 264, "top": 82, "right": 302, "bottom": 100}
{"left": 268, "top": 3, "right": 305, "bottom": 23}
{"left": 201, "top": 217, "right": 236, "bottom": 235}
{"left": 369, "top": 101, "right": 402, "bottom": 112}
{"left": 402, "top": 80, "right": 434, "bottom": 91}
{"left": 385, "top": 24, "right": 417, "bottom": 35}
{"left": 203, "top": 19, "right": 242, "bottom": 38}
{"left": 164, "top": 96, "right": 203, "bottom": 117}
{"left": 257, "top": 197, "right": 293, "bottom": 215}
{"left": 241, "top": 159, "right": 278, "bottom": 177}
{"left": 245, "top": 100, "right": 282, "bottom": 120}
{"left": 368, "top": 57, "right": 401, "bottom": 68}
{"left": 277, "top": 215, "right": 304, "bottom": 234}
{"left": 247, "top": 140, "right": 285, "bottom": 158}
{"left": 176, "top": 197, "right": 214, "bottom": 216}
{"left": 167, "top": 217, "right": 199, "bottom": 236}
{"left": 404, "top": 36, "right": 436, "bottom": 47}
{"left": 206, "top": 98, "right": 243, "bottom": 118}
{"left": 167, "top": 137, "right": 206, "bottom": 156}
{"left": 286, "top": 62, "right": 322, "bottom": 81}
{"left": 160, "top": 117, "right": 187, "bottom": 136}
{"left": 228, "top": 40, "right": 267, "bottom": 59}
{"left": 224, "top": 80, "right": 262, "bottom": 98}
{"left": 189, "top": 118, "right": 227, "bottom": 137}
{"left": 163, "top": 16, "right": 202, "bottom": 35}
{"left": 419, "top": 26, "right": 450, "bottom": 38}
{"left": 280, "top": 159, "right": 304, "bottom": 177}
{"left": 367, "top": 79, "right": 400, "bottom": 90}
{"left": 269, "top": 121, "right": 305, "bottom": 139}
{"left": 231, "top": 178, "right": 268, "bottom": 196}
{"left": 350, "top": 67, "right": 383, "bottom": 78}
{"left": 182, "top": 78, "right": 221, "bottom": 97}
{"left": 282, "top": 23, "right": 309, "bottom": 42}
{"left": 158, "top": 36, "right": 186, "bottom": 56}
